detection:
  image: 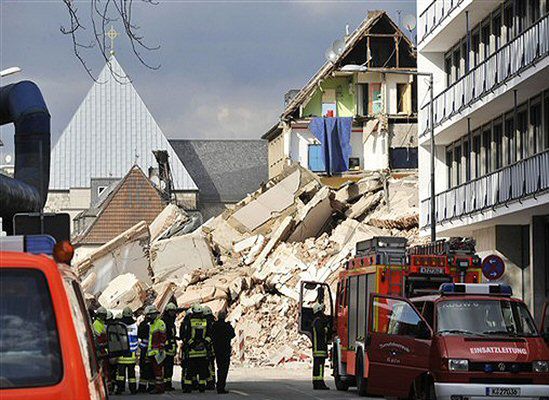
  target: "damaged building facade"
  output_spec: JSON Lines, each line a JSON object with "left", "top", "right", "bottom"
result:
{"left": 46, "top": 56, "right": 199, "bottom": 227}
{"left": 417, "top": 0, "right": 549, "bottom": 319}
{"left": 263, "top": 11, "right": 418, "bottom": 180}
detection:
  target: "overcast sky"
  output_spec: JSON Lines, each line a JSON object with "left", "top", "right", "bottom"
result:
{"left": 0, "top": 0, "right": 415, "bottom": 160}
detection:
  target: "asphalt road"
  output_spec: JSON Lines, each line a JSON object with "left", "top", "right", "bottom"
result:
{"left": 116, "top": 365, "right": 377, "bottom": 400}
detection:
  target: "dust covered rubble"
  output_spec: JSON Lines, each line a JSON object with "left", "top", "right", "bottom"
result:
{"left": 76, "top": 165, "right": 420, "bottom": 366}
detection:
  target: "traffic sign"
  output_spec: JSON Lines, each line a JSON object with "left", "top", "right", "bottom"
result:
{"left": 482, "top": 254, "right": 505, "bottom": 281}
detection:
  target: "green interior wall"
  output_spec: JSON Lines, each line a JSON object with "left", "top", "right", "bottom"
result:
{"left": 302, "top": 76, "right": 356, "bottom": 117}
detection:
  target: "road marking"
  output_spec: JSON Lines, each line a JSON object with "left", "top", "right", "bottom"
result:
{"left": 231, "top": 389, "right": 250, "bottom": 396}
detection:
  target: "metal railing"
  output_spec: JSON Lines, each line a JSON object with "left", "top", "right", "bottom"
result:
{"left": 418, "top": 0, "right": 465, "bottom": 44}
{"left": 420, "top": 149, "right": 549, "bottom": 228}
{"left": 421, "top": 14, "right": 549, "bottom": 136}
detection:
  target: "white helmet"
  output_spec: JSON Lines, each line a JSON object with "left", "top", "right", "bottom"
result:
{"left": 191, "top": 303, "right": 203, "bottom": 314}
{"left": 203, "top": 305, "right": 213, "bottom": 316}
{"left": 312, "top": 303, "right": 325, "bottom": 314}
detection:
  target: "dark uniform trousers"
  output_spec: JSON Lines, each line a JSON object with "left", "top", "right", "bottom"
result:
{"left": 116, "top": 364, "right": 137, "bottom": 393}
{"left": 185, "top": 357, "right": 209, "bottom": 392}
{"left": 138, "top": 355, "right": 152, "bottom": 392}
{"left": 313, "top": 357, "right": 327, "bottom": 384}
{"left": 164, "top": 355, "right": 174, "bottom": 388}
{"left": 215, "top": 353, "right": 230, "bottom": 392}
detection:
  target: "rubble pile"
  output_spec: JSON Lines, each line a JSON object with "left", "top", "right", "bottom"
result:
{"left": 76, "top": 165, "right": 421, "bottom": 366}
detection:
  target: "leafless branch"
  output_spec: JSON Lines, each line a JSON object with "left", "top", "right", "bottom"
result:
{"left": 60, "top": 0, "right": 161, "bottom": 82}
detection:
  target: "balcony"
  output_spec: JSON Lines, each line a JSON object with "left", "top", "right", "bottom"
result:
{"left": 421, "top": 14, "right": 549, "bottom": 137}
{"left": 418, "top": 0, "right": 465, "bottom": 45}
{"left": 420, "top": 149, "right": 549, "bottom": 229}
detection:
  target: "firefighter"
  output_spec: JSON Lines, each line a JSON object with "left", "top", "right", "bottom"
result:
{"left": 115, "top": 307, "right": 138, "bottom": 394}
{"left": 106, "top": 311, "right": 117, "bottom": 394}
{"left": 311, "top": 303, "right": 330, "bottom": 390}
{"left": 145, "top": 305, "right": 167, "bottom": 394}
{"left": 162, "top": 302, "right": 178, "bottom": 391}
{"left": 182, "top": 304, "right": 212, "bottom": 393}
{"left": 203, "top": 305, "right": 216, "bottom": 390}
{"left": 137, "top": 312, "right": 152, "bottom": 393}
{"left": 179, "top": 305, "right": 194, "bottom": 390}
{"left": 211, "top": 310, "right": 235, "bottom": 394}
{"left": 93, "top": 307, "right": 111, "bottom": 392}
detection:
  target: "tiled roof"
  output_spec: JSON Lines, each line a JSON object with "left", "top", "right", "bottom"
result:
{"left": 76, "top": 165, "right": 166, "bottom": 245}
{"left": 169, "top": 140, "right": 268, "bottom": 203}
{"left": 50, "top": 56, "right": 197, "bottom": 191}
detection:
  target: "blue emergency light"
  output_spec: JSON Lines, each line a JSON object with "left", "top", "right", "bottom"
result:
{"left": 0, "top": 234, "right": 56, "bottom": 255}
{"left": 439, "top": 283, "right": 513, "bottom": 296}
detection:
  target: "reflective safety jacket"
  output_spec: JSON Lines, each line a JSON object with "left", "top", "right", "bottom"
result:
{"left": 187, "top": 316, "right": 212, "bottom": 359}
{"left": 93, "top": 319, "right": 108, "bottom": 357}
{"left": 312, "top": 315, "right": 330, "bottom": 358}
{"left": 147, "top": 318, "right": 167, "bottom": 357}
{"left": 118, "top": 320, "right": 138, "bottom": 364}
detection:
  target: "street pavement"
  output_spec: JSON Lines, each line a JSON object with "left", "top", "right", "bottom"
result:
{"left": 116, "top": 365, "right": 377, "bottom": 399}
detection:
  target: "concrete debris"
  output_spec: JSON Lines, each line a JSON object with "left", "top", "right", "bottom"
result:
{"left": 150, "top": 230, "right": 215, "bottom": 283}
{"left": 80, "top": 165, "right": 419, "bottom": 367}
{"left": 98, "top": 273, "right": 148, "bottom": 311}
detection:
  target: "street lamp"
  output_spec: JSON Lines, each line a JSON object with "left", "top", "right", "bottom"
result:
{"left": 338, "top": 66, "right": 437, "bottom": 242}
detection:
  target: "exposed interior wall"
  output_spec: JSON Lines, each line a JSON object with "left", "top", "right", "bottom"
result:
{"left": 363, "top": 127, "right": 388, "bottom": 171}
{"left": 45, "top": 190, "right": 90, "bottom": 232}
{"left": 302, "top": 76, "right": 355, "bottom": 117}
{"left": 267, "top": 133, "right": 285, "bottom": 179}
{"left": 173, "top": 191, "right": 198, "bottom": 210}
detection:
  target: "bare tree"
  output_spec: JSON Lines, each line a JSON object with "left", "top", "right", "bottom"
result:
{"left": 60, "top": 0, "right": 160, "bottom": 81}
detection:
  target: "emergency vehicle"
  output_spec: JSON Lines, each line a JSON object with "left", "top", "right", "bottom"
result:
{"left": 0, "top": 235, "right": 108, "bottom": 400}
{"left": 299, "top": 236, "right": 549, "bottom": 399}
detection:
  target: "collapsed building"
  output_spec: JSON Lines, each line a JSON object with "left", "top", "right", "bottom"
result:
{"left": 76, "top": 164, "right": 422, "bottom": 366}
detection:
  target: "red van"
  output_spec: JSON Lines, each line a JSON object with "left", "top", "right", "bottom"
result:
{"left": 0, "top": 248, "right": 107, "bottom": 399}
{"left": 366, "top": 283, "right": 549, "bottom": 399}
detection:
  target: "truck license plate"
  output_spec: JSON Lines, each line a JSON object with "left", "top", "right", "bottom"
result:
{"left": 486, "top": 387, "right": 521, "bottom": 397}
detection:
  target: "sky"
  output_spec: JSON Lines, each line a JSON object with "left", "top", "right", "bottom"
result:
{"left": 0, "top": 0, "right": 416, "bottom": 160}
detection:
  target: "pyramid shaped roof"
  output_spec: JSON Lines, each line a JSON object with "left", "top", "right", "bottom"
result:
{"left": 50, "top": 56, "right": 197, "bottom": 191}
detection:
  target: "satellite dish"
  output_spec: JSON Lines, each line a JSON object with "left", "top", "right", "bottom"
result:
{"left": 324, "top": 48, "right": 338, "bottom": 64}
{"left": 402, "top": 14, "right": 417, "bottom": 31}
{"left": 332, "top": 38, "right": 346, "bottom": 55}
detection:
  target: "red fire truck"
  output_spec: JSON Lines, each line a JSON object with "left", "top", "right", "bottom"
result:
{"left": 299, "top": 237, "right": 549, "bottom": 399}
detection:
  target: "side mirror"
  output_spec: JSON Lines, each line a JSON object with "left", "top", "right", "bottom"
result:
{"left": 416, "top": 320, "right": 432, "bottom": 340}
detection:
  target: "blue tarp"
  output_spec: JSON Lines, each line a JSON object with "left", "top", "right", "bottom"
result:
{"left": 309, "top": 117, "right": 352, "bottom": 174}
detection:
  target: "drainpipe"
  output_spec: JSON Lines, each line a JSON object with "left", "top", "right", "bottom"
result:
{"left": 466, "top": 11, "right": 471, "bottom": 74}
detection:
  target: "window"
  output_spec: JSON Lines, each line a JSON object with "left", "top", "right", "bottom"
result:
{"left": 493, "top": 122, "right": 503, "bottom": 169}
{"left": 504, "top": 3, "right": 515, "bottom": 42}
{"left": 445, "top": 56, "right": 452, "bottom": 86}
{"left": 493, "top": 12, "right": 502, "bottom": 51}
{"left": 483, "top": 128, "right": 492, "bottom": 174}
{"left": 517, "top": 0, "right": 528, "bottom": 33}
{"left": 517, "top": 108, "right": 529, "bottom": 159}
{"left": 421, "top": 302, "right": 435, "bottom": 328}
{"left": 505, "top": 116, "right": 515, "bottom": 164}
{"left": 97, "top": 186, "right": 107, "bottom": 196}
{"left": 358, "top": 83, "right": 369, "bottom": 116}
{"left": 471, "top": 30, "right": 480, "bottom": 68}
{"left": 530, "top": 0, "right": 540, "bottom": 24}
{"left": 371, "top": 297, "right": 423, "bottom": 337}
{"left": 454, "top": 144, "right": 462, "bottom": 185}
{"left": 530, "top": 98, "right": 542, "bottom": 153}
{"left": 463, "top": 139, "right": 471, "bottom": 181}
{"left": 545, "top": 92, "right": 549, "bottom": 150}
{"left": 453, "top": 47, "right": 461, "bottom": 81}
{"left": 446, "top": 149, "right": 453, "bottom": 188}
{"left": 0, "top": 269, "right": 62, "bottom": 388}
{"left": 473, "top": 133, "right": 481, "bottom": 178}
{"left": 481, "top": 21, "right": 491, "bottom": 60}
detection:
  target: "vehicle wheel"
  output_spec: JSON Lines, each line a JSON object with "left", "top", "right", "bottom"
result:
{"left": 333, "top": 349, "right": 349, "bottom": 391}
{"left": 355, "top": 352, "right": 368, "bottom": 397}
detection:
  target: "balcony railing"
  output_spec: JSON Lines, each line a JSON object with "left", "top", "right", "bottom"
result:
{"left": 421, "top": 14, "right": 549, "bottom": 137}
{"left": 418, "top": 0, "right": 465, "bottom": 44}
{"left": 420, "top": 149, "right": 549, "bottom": 228}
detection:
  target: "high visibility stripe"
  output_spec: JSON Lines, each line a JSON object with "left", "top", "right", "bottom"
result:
{"left": 129, "top": 378, "right": 137, "bottom": 383}
{"left": 184, "top": 380, "right": 193, "bottom": 385}
{"left": 313, "top": 351, "right": 327, "bottom": 357}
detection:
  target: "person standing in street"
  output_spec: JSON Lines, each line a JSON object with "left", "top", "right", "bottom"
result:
{"left": 311, "top": 303, "right": 330, "bottom": 390}
{"left": 203, "top": 305, "right": 216, "bottom": 390}
{"left": 145, "top": 305, "right": 167, "bottom": 394}
{"left": 162, "top": 302, "right": 178, "bottom": 391}
{"left": 115, "top": 307, "right": 138, "bottom": 394}
{"left": 93, "top": 307, "right": 111, "bottom": 393}
{"left": 211, "top": 310, "right": 235, "bottom": 394}
{"left": 182, "top": 304, "right": 211, "bottom": 393}
{"left": 137, "top": 313, "right": 151, "bottom": 393}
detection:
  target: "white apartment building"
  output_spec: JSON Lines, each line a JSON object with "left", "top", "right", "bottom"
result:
{"left": 417, "top": 0, "right": 549, "bottom": 319}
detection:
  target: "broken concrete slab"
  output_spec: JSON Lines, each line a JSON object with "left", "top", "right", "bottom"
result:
{"left": 98, "top": 273, "right": 148, "bottom": 311}
{"left": 251, "top": 216, "right": 294, "bottom": 271}
{"left": 77, "top": 221, "right": 151, "bottom": 295}
{"left": 203, "top": 298, "right": 229, "bottom": 317}
{"left": 330, "top": 218, "right": 360, "bottom": 249}
{"left": 149, "top": 204, "right": 189, "bottom": 242}
{"left": 152, "top": 281, "right": 176, "bottom": 312}
{"left": 345, "top": 191, "right": 383, "bottom": 219}
{"left": 233, "top": 235, "right": 262, "bottom": 253}
{"left": 150, "top": 230, "right": 215, "bottom": 282}
{"left": 208, "top": 216, "right": 246, "bottom": 252}
{"left": 230, "top": 169, "right": 301, "bottom": 232}
{"left": 287, "top": 186, "right": 333, "bottom": 242}
{"left": 176, "top": 286, "right": 228, "bottom": 308}
{"left": 335, "top": 174, "right": 382, "bottom": 204}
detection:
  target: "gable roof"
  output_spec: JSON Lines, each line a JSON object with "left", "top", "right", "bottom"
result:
{"left": 50, "top": 56, "right": 197, "bottom": 191}
{"left": 75, "top": 165, "right": 167, "bottom": 245}
{"left": 280, "top": 11, "right": 415, "bottom": 121}
{"left": 169, "top": 140, "right": 268, "bottom": 203}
